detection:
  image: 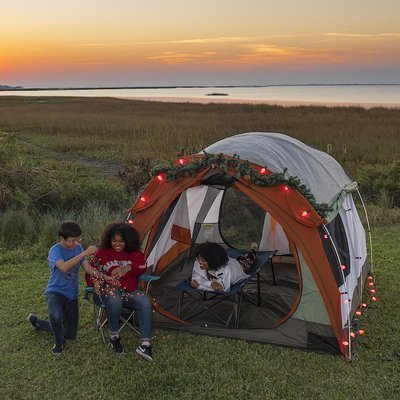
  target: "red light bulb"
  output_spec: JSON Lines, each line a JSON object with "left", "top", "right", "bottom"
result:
{"left": 140, "top": 196, "right": 146, "bottom": 202}
{"left": 342, "top": 341, "right": 349, "bottom": 346}
{"left": 355, "top": 310, "right": 362, "bottom": 316}
{"left": 128, "top": 219, "right": 134, "bottom": 225}
{"left": 301, "top": 210, "right": 309, "bottom": 217}
{"left": 259, "top": 167, "right": 267, "bottom": 174}
{"left": 179, "top": 158, "right": 185, "bottom": 165}
{"left": 368, "top": 282, "right": 374, "bottom": 286}
{"left": 341, "top": 265, "right": 346, "bottom": 270}
{"left": 358, "top": 329, "right": 365, "bottom": 335}
{"left": 157, "top": 174, "right": 165, "bottom": 182}
{"left": 371, "top": 296, "right": 378, "bottom": 302}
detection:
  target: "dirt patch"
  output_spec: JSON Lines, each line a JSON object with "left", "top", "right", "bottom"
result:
{"left": 14, "top": 134, "right": 124, "bottom": 179}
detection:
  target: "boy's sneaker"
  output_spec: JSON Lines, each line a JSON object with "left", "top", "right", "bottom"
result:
{"left": 110, "top": 337, "right": 123, "bottom": 353}
{"left": 135, "top": 345, "right": 153, "bottom": 362}
{"left": 26, "top": 313, "right": 38, "bottom": 330}
{"left": 52, "top": 344, "right": 63, "bottom": 355}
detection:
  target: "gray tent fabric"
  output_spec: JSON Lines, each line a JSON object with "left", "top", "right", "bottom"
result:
{"left": 204, "top": 132, "right": 357, "bottom": 208}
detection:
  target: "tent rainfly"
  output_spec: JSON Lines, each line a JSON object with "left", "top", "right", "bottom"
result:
{"left": 129, "top": 132, "right": 371, "bottom": 360}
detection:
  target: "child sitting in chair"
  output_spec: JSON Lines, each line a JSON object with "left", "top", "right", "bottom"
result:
{"left": 191, "top": 242, "right": 258, "bottom": 292}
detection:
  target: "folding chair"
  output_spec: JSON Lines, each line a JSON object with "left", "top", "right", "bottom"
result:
{"left": 176, "top": 250, "right": 276, "bottom": 328}
{"left": 84, "top": 274, "right": 160, "bottom": 343}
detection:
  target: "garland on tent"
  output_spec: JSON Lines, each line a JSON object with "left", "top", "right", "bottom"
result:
{"left": 152, "top": 152, "right": 332, "bottom": 217}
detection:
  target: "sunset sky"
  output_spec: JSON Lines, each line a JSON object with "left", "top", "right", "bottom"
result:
{"left": 1, "top": 0, "right": 400, "bottom": 88}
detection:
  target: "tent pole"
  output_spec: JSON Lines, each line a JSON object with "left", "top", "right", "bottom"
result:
{"left": 356, "top": 189, "right": 374, "bottom": 273}
{"left": 322, "top": 225, "right": 352, "bottom": 361}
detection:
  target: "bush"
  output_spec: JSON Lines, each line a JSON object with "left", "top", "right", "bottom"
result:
{"left": 0, "top": 210, "right": 37, "bottom": 248}
{"left": 358, "top": 161, "right": 400, "bottom": 207}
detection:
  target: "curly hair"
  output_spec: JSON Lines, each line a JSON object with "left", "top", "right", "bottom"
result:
{"left": 99, "top": 221, "right": 141, "bottom": 253}
{"left": 195, "top": 242, "right": 229, "bottom": 271}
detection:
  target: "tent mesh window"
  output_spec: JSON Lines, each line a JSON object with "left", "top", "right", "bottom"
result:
{"left": 219, "top": 187, "right": 264, "bottom": 249}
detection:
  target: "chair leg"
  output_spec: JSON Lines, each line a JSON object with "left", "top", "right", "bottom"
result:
{"left": 271, "top": 259, "right": 278, "bottom": 285}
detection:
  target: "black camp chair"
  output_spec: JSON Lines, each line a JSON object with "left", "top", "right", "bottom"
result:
{"left": 175, "top": 249, "right": 276, "bottom": 328}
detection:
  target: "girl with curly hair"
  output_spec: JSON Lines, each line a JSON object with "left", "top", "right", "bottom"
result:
{"left": 88, "top": 221, "right": 153, "bottom": 361}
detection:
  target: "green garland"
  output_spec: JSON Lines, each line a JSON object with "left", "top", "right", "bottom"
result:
{"left": 152, "top": 152, "right": 332, "bottom": 217}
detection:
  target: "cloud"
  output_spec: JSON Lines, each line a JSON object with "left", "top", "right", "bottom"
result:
{"left": 71, "top": 43, "right": 111, "bottom": 47}
{"left": 324, "top": 33, "right": 400, "bottom": 38}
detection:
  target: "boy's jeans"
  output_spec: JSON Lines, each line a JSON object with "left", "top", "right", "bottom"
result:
{"left": 35, "top": 292, "right": 78, "bottom": 348}
{"left": 93, "top": 289, "right": 152, "bottom": 342}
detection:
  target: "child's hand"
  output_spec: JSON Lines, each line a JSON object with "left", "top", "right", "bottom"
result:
{"left": 191, "top": 279, "right": 199, "bottom": 288}
{"left": 84, "top": 246, "right": 98, "bottom": 256}
{"left": 211, "top": 281, "right": 223, "bottom": 291}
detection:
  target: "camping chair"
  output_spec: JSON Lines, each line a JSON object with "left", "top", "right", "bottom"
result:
{"left": 84, "top": 275, "right": 160, "bottom": 343}
{"left": 175, "top": 249, "right": 276, "bottom": 328}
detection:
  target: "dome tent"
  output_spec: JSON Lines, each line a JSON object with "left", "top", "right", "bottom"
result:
{"left": 129, "top": 132, "right": 369, "bottom": 359}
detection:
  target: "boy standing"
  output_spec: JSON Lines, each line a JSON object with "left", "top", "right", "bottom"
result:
{"left": 26, "top": 221, "right": 98, "bottom": 354}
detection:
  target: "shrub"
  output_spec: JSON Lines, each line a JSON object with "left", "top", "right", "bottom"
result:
{"left": 0, "top": 210, "right": 37, "bottom": 248}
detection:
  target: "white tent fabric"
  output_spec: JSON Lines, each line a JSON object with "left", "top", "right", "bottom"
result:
{"left": 204, "top": 132, "right": 356, "bottom": 206}
{"left": 338, "top": 194, "right": 367, "bottom": 328}
{"left": 260, "top": 214, "right": 290, "bottom": 255}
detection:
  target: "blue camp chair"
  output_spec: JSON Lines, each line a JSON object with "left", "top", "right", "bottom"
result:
{"left": 175, "top": 249, "right": 276, "bottom": 328}
{"left": 83, "top": 274, "right": 160, "bottom": 343}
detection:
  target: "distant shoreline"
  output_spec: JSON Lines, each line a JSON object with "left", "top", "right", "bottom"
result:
{"left": 1, "top": 83, "right": 400, "bottom": 92}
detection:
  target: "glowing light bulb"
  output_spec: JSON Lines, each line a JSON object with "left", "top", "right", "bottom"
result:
{"left": 350, "top": 332, "right": 356, "bottom": 338}
{"left": 341, "top": 265, "right": 346, "bottom": 270}
{"left": 301, "top": 210, "right": 309, "bottom": 217}
{"left": 368, "top": 275, "right": 373, "bottom": 280}
{"left": 371, "top": 296, "right": 378, "bottom": 302}
{"left": 342, "top": 341, "right": 349, "bottom": 346}
{"left": 358, "top": 329, "right": 365, "bottom": 335}
{"left": 324, "top": 234, "right": 329, "bottom": 239}
{"left": 362, "top": 303, "right": 367, "bottom": 308}
{"left": 370, "top": 289, "right": 376, "bottom": 294}
{"left": 368, "top": 282, "right": 374, "bottom": 286}
{"left": 128, "top": 219, "right": 134, "bottom": 224}
{"left": 355, "top": 310, "right": 362, "bottom": 316}
{"left": 140, "top": 196, "right": 146, "bottom": 202}
{"left": 157, "top": 174, "right": 165, "bottom": 182}
{"left": 260, "top": 167, "right": 266, "bottom": 174}
{"left": 179, "top": 158, "right": 185, "bottom": 165}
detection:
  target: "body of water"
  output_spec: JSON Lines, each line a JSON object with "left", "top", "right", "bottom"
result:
{"left": 1, "top": 85, "right": 399, "bottom": 107}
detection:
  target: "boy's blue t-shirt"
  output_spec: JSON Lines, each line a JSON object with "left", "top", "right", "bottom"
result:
{"left": 45, "top": 242, "right": 86, "bottom": 300}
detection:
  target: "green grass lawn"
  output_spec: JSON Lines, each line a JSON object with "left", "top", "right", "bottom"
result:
{"left": 1, "top": 227, "right": 399, "bottom": 400}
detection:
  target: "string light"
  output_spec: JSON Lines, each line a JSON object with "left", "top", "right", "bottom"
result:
{"left": 178, "top": 158, "right": 186, "bottom": 165}
{"left": 341, "top": 265, "right": 347, "bottom": 270}
{"left": 128, "top": 219, "right": 134, "bottom": 224}
{"left": 157, "top": 173, "right": 165, "bottom": 182}
{"left": 279, "top": 184, "right": 290, "bottom": 192}
{"left": 301, "top": 210, "right": 310, "bottom": 217}
{"left": 140, "top": 196, "right": 146, "bottom": 202}
{"left": 259, "top": 167, "right": 267, "bottom": 174}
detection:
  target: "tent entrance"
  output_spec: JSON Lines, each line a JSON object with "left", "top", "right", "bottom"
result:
{"left": 150, "top": 184, "right": 301, "bottom": 330}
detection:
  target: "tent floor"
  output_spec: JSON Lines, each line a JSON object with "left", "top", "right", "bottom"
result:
{"left": 151, "top": 260, "right": 299, "bottom": 330}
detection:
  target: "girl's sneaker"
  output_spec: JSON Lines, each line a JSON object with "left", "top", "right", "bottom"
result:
{"left": 135, "top": 345, "right": 153, "bottom": 362}
{"left": 110, "top": 337, "right": 123, "bottom": 353}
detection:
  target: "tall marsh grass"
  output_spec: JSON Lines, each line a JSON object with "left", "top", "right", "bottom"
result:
{"left": 1, "top": 96, "right": 399, "bottom": 173}
{"left": 0, "top": 202, "right": 124, "bottom": 250}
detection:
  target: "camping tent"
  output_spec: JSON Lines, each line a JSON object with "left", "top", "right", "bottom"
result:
{"left": 128, "top": 132, "right": 370, "bottom": 359}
